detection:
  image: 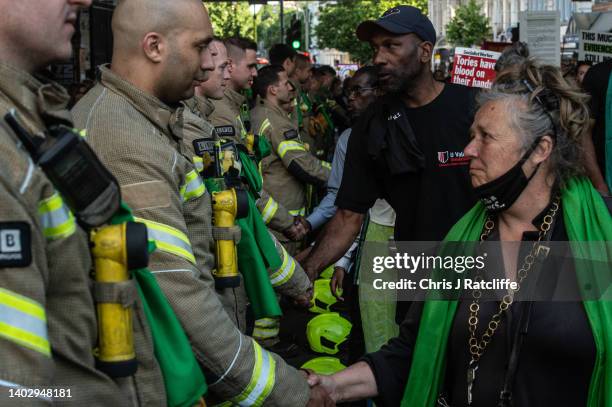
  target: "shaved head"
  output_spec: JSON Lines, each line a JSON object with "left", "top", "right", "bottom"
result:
{"left": 111, "top": 0, "right": 214, "bottom": 104}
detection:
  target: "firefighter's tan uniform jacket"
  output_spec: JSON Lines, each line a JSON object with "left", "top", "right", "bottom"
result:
{"left": 72, "top": 66, "right": 310, "bottom": 406}
{"left": 288, "top": 79, "right": 315, "bottom": 150}
{"left": 181, "top": 99, "right": 311, "bottom": 300}
{"left": 209, "top": 89, "right": 295, "bottom": 233}
{"left": 0, "top": 62, "right": 135, "bottom": 406}
{"left": 251, "top": 99, "right": 330, "bottom": 218}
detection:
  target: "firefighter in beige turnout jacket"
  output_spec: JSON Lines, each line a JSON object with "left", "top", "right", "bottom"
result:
{"left": 73, "top": 1, "right": 311, "bottom": 405}
{"left": 189, "top": 39, "right": 311, "bottom": 346}
{"left": 210, "top": 38, "right": 299, "bottom": 236}
{"left": 0, "top": 1, "right": 156, "bottom": 405}
{"left": 251, "top": 66, "right": 331, "bottom": 255}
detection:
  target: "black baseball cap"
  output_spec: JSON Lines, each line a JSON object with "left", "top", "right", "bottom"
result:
{"left": 356, "top": 5, "right": 436, "bottom": 44}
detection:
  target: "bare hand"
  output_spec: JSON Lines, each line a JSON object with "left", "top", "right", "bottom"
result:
{"left": 307, "top": 374, "right": 338, "bottom": 405}
{"left": 284, "top": 222, "right": 306, "bottom": 241}
{"left": 293, "top": 286, "right": 313, "bottom": 308}
{"left": 330, "top": 267, "right": 345, "bottom": 301}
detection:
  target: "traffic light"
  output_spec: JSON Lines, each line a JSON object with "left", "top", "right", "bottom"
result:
{"left": 286, "top": 18, "right": 302, "bottom": 50}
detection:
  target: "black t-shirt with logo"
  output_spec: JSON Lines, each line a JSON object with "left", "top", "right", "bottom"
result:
{"left": 336, "top": 83, "right": 478, "bottom": 241}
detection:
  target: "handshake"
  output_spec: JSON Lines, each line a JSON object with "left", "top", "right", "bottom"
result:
{"left": 304, "top": 371, "right": 338, "bottom": 407}
{"left": 284, "top": 216, "right": 311, "bottom": 241}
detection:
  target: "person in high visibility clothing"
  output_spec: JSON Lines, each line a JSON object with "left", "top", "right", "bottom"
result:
{"left": 0, "top": 0, "right": 157, "bottom": 405}
{"left": 184, "top": 38, "right": 313, "bottom": 356}
{"left": 251, "top": 65, "right": 331, "bottom": 257}
{"left": 72, "top": 1, "right": 321, "bottom": 405}
{"left": 209, "top": 37, "right": 308, "bottom": 242}
{"left": 289, "top": 53, "right": 315, "bottom": 149}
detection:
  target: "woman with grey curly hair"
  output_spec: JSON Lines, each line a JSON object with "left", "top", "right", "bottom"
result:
{"left": 305, "top": 60, "right": 612, "bottom": 407}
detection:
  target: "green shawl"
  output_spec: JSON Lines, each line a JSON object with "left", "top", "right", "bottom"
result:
{"left": 401, "top": 177, "right": 612, "bottom": 406}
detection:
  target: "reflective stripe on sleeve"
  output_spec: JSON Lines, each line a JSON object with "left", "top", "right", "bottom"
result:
{"left": 233, "top": 342, "right": 276, "bottom": 406}
{"left": 134, "top": 217, "right": 196, "bottom": 264}
{"left": 269, "top": 245, "right": 295, "bottom": 287}
{"left": 288, "top": 208, "right": 305, "bottom": 217}
{"left": 37, "top": 192, "right": 76, "bottom": 240}
{"left": 193, "top": 156, "right": 204, "bottom": 173}
{"left": 0, "top": 288, "right": 50, "bottom": 357}
{"left": 277, "top": 140, "right": 306, "bottom": 159}
{"left": 258, "top": 119, "right": 271, "bottom": 136}
{"left": 321, "top": 161, "right": 332, "bottom": 170}
{"left": 260, "top": 198, "right": 278, "bottom": 225}
{"left": 252, "top": 318, "right": 280, "bottom": 340}
{"left": 180, "top": 170, "right": 206, "bottom": 202}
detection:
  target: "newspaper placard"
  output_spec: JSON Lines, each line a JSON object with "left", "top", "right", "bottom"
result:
{"left": 579, "top": 30, "right": 612, "bottom": 63}
{"left": 520, "top": 10, "right": 560, "bottom": 66}
{"left": 450, "top": 48, "right": 501, "bottom": 89}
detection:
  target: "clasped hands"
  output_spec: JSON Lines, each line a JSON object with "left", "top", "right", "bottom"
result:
{"left": 283, "top": 216, "right": 311, "bottom": 241}
{"left": 304, "top": 371, "right": 338, "bottom": 407}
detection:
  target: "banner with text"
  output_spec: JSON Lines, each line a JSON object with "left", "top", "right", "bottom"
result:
{"left": 451, "top": 47, "right": 501, "bottom": 89}
{"left": 579, "top": 30, "right": 612, "bottom": 63}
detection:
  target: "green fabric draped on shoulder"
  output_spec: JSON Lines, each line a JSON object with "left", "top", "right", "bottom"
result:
{"left": 112, "top": 202, "right": 207, "bottom": 407}
{"left": 401, "top": 177, "right": 612, "bottom": 407}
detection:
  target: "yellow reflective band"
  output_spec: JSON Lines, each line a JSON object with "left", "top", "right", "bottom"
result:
{"left": 238, "top": 116, "right": 247, "bottom": 139}
{"left": 252, "top": 326, "right": 280, "bottom": 340}
{"left": 270, "top": 245, "right": 295, "bottom": 287}
{"left": 322, "top": 161, "right": 332, "bottom": 170}
{"left": 260, "top": 198, "right": 278, "bottom": 225}
{"left": 258, "top": 119, "right": 271, "bottom": 136}
{"left": 233, "top": 342, "right": 276, "bottom": 406}
{"left": 180, "top": 170, "right": 206, "bottom": 202}
{"left": 78, "top": 129, "right": 87, "bottom": 138}
{"left": 193, "top": 156, "right": 204, "bottom": 173}
{"left": 134, "top": 217, "right": 196, "bottom": 264}
{"left": 277, "top": 140, "right": 306, "bottom": 159}
{"left": 288, "top": 208, "right": 305, "bottom": 217}
{"left": 254, "top": 318, "right": 278, "bottom": 328}
{"left": 0, "top": 288, "right": 50, "bottom": 357}
{"left": 37, "top": 192, "right": 76, "bottom": 240}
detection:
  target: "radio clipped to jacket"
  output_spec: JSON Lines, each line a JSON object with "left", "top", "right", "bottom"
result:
{"left": 5, "top": 110, "right": 120, "bottom": 228}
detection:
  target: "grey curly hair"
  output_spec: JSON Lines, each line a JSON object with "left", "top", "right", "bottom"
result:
{"left": 477, "top": 59, "right": 591, "bottom": 187}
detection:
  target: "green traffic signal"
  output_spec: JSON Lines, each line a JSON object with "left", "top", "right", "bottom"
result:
{"left": 292, "top": 40, "right": 301, "bottom": 49}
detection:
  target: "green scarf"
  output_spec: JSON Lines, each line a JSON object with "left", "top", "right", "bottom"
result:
{"left": 604, "top": 72, "right": 612, "bottom": 191}
{"left": 204, "top": 178, "right": 282, "bottom": 319}
{"left": 112, "top": 203, "right": 207, "bottom": 407}
{"left": 401, "top": 177, "right": 612, "bottom": 406}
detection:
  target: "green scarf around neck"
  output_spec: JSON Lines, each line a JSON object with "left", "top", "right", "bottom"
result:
{"left": 401, "top": 177, "right": 612, "bottom": 406}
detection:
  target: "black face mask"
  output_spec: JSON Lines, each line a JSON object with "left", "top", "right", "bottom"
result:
{"left": 473, "top": 141, "right": 541, "bottom": 214}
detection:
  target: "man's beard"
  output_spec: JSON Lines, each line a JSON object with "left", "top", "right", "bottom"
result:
{"left": 382, "top": 66, "right": 422, "bottom": 94}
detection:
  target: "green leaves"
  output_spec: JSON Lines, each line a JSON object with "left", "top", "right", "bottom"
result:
{"left": 445, "top": 0, "right": 491, "bottom": 47}
{"left": 315, "top": 0, "right": 428, "bottom": 64}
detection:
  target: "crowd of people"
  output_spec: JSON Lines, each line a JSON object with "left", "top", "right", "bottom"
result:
{"left": 0, "top": 0, "right": 610, "bottom": 406}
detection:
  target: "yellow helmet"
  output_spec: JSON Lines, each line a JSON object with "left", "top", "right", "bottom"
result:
{"left": 306, "top": 312, "right": 352, "bottom": 355}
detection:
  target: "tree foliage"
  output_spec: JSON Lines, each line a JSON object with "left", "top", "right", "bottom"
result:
{"left": 315, "top": 0, "right": 428, "bottom": 63}
{"left": 445, "top": 0, "right": 491, "bottom": 47}
{"left": 204, "top": 2, "right": 256, "bottom": 39}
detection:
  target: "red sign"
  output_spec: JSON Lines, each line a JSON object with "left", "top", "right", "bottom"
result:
{"left": 451, "top": 48, "right": 501, "bottom": 89}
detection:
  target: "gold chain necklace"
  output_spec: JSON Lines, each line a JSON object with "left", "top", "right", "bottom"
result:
{"left": 465, "top": 196, "right": 560, "bottom": 405}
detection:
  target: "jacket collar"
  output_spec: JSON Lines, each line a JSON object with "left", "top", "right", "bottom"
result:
{"left": 224, "top": 87, "right": 246, "bottom": 112}
{"left": 261, "top": 98, "right": 289, "bottom": 119}
{"left": 99, "top": 65, "right": 179, "bottom": 137}
{"left": 0, "top": 62, "right": 71, "bottom": 130}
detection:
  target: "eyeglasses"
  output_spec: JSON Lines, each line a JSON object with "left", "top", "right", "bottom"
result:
{"left": 522, "top": 79, "right": 558, "bottom": 139}
{"left": 347, "top": 87, "right": 377, "bottom": 97}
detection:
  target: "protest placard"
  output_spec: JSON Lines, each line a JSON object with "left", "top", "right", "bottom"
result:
{"left": 450, "top": 47, "right": 501, "bottom": 89}
{"left": 579, "top": 30, "right": 612, "bottom": 63}
{"left": 520, "top": 10, "right": 560, "bottom": 66}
